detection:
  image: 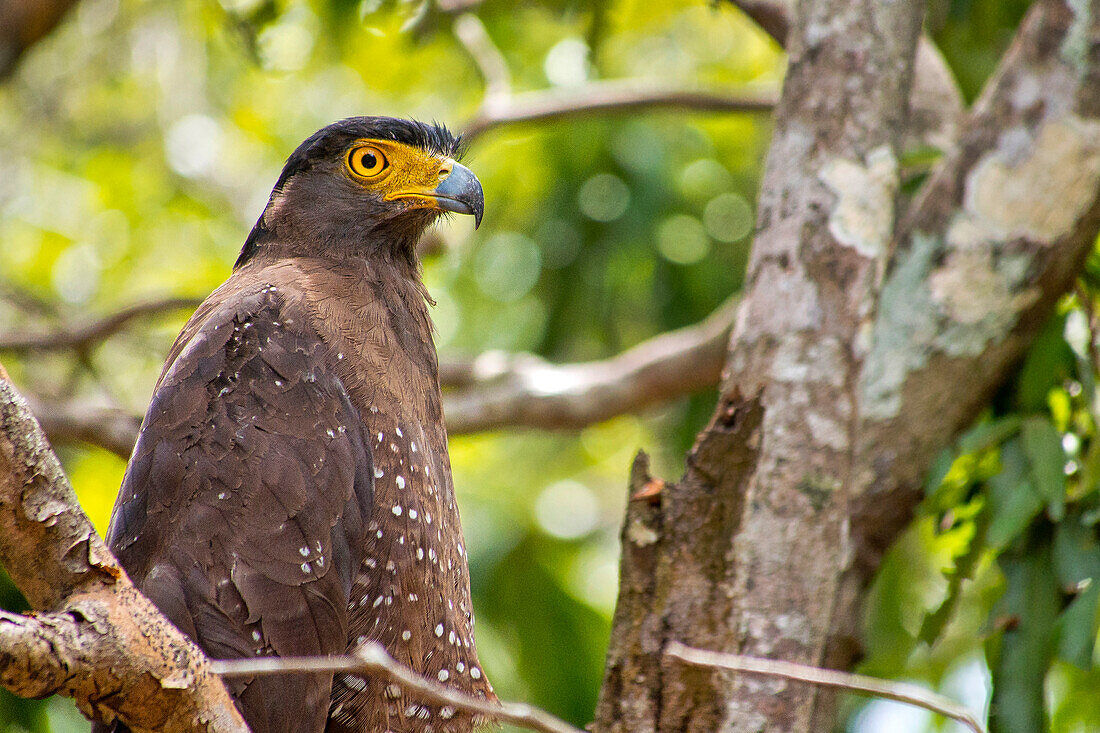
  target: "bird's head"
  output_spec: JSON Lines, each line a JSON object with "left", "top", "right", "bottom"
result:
{"left": 237, "top": 116, "right": 483, "bottom": 268}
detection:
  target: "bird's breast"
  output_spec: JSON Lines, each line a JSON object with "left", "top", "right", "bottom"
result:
{"left": 329, "top": 408, "right": 493, "bottom": 731}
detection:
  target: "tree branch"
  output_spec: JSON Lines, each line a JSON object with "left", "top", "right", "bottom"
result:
{"left": 442, "top": 297, "right": 736, "bottom": 433}
{"left": 596, "top": 0, "right": 929, "bottom": 728}
{"left": 729, "top": 0, "right": 792, "bottom": 45}
{"left": 211, "top": 642, "right": 584, "bottom": 733}
{"left": 0, "top": 362, "right": 248, "bottom": 731}
{"left": 454, "top": 12, "right": 776, "bottom": 145}
{"left": 835, "top": 0, "right": 1100, "bottom": 677}
{"left": 453, "top": 14, "right": 510, "bottom": 101}
{"left": 21, "top": 395, "right": 140, "bottom": 459}
{"left": 0, "top": 297, "right": 200, "bottom": 353}
{"left": 461, "top": 81, "right": 777, "bottom": 145}
{"left": 665, "top": 642, "right": 985, "bottom": 733}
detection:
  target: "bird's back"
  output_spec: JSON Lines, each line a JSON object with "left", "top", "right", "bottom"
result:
{"left": 102, "top": 263, "right": 375, "bottom": 732}
{"left": 101, "top": 256, "right": 493, "bottom": 732}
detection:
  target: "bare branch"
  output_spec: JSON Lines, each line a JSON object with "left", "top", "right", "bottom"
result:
{"left": 22, "top": 395, "right": 139, "bottom": 459}
{"left": 0, "top": 362, "right": 248, "bottom": 731}
{"left": 0, "top": 297, "right": 200, "bottom": 353}
{"left": 212, "top": 642, "right": 584, "bottom": 733}
{"left": 451, "top": 9, "right": 776, "bottom": 145}
{"left": 461, "top": 80, "right": 776, "bottom": 144}
{"left": 453, "top": 13, "right": 511, "bottom": 100}
{"left": 443, "top": 297, "right": 737, "bottom": 433}
{"left": 665, "top": 642, "right": 985, "bottom": 733}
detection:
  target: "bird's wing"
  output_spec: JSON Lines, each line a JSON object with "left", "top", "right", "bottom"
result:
{"left": 105, "top": 284, "right": 373, "bottom": 733}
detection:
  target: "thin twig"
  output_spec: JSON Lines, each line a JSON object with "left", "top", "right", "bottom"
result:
{"left": 665, "top": 642, "right": 986, "bottom": 733}
{"left": 462, "top": 80, "right": 776, "bottom": 144}
{"left": 0, "top": 297, "right": 200, "bottom": 352}
{"left": 22, "top": 395, "right": 140, "bottom": 459}
{"left": 453, "top": 13, "right": 511, "bottom": 100}
{"left": 211, "top": 642, "right": 584, "bottom": 733}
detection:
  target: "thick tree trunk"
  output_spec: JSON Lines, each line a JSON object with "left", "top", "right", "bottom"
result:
{"left": 595, "top": 0, "right": 1100, "bottom": 731}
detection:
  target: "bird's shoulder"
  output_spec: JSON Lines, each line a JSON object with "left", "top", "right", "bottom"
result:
{"left": 156, "top": 260, "right": 321, "bottom": 383}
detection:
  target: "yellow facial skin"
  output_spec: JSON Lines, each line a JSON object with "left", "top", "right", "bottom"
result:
{"left": 344, "top": 138, "right": 455, "bottom": 211}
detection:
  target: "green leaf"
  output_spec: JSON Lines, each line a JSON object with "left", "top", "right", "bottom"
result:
{"left": 925, "top": 448, "right": 955, "bottom": 498}
{"left": 1054, "top": 587, "right": 1100, "bottom": 668}
{"left": 1015, "top": 313, "right": 1074, "bottom": 413}
{"left": 1046, "top": 661, "right": 1100, "bottom": 732}
{"left": 1052, "top": 518, "right": 1100, "bottom": 590}
{"left": 986, "top": 440, "right": 1045, "bottom": 550}
{"left": 1022, "top": 417, "right": 1068, "bottom": 521}
{"left": 958, "top": 416, "right": 1023, "bottom": 454}
{"left": 1051, "top": 519, "right": 1100, "bottom": 667}
{"left": 990, "top": 545, "right": 1061, "bottom": 733}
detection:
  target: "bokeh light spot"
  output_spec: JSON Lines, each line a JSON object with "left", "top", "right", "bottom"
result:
{"left": 535, "top": 480, "right": 600, "bottom": 540}
{"left": 258, "top": 14, "right": 316, "bottom": 72}
{"left": 544, "top": 38, "right": 590, "bottom": 87}
{"left": 537, "top": 219, "right": 583, "bottom": 269}
{"left": 578, "top": 174, "right": 630, "bottom": 222}
{"left": 703, "top": 192, "right": 754, "bottom": 242}
{"left": 678, "top": 158, "right": 733, "bottom": 201}
{"left": 656, "top": 214, "right": 709, "bottom": 264}
{"left": 165, "top": 114, "right": 223, "bottom": 179}
{"left": 474, "top": 232, "right": 542, "bottom": 302}
{"left": 52, "top": 243, "right": 101, "bottom": 304}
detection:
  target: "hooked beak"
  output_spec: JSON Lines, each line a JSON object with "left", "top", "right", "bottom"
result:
{"left": 430, "top": 161, "right": 484, "bottom": 229}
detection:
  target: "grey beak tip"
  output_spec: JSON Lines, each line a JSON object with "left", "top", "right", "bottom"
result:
{"left": 434, "top": 162, "right": 485, "bottom": 229}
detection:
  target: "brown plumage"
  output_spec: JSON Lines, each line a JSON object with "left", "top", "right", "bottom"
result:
{"left": 97, "top": 117, "right": 493, "bottom": 732}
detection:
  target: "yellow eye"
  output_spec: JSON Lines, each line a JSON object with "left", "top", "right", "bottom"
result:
{"left": 347, "top": 145, "right": 387, "bottom": 178}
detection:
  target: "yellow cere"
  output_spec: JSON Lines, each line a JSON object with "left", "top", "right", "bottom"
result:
{"left": 344, "top": 138, "right": 454, "bottom": 210}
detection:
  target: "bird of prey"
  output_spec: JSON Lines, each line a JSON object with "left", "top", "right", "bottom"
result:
{"left": 97, "top": 117, "right": 493, "bottom": 733}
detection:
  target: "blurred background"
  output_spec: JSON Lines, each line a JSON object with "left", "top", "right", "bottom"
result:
{"left": 5, "top": 0, "right": 1100, "bottom": 731}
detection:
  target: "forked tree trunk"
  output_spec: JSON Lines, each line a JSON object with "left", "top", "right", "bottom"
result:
{"left": 594, "top": 0, "right": 1100, "bottom": 731}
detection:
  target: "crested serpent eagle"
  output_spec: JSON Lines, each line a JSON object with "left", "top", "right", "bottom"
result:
{"left": 96, "top": 117, "right": 494, "bottom": 733}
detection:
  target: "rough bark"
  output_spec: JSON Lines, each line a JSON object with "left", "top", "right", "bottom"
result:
{"left": 0, "top": 363, "right": 249, "bottom": 732}
{"left": 596, "top": 0, "right": 1100, "bottom": 731}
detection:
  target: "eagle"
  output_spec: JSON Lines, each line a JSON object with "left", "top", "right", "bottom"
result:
{"left": 96, "top": 117, "right": 494, "bottom": 732}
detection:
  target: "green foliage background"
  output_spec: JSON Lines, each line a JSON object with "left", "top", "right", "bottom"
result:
{"left": 3, "top": 0, "right": 1099, "bottom": 731}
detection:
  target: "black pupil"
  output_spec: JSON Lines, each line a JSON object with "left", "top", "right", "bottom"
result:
{"left": 360, "top": 150, "right": 377, "bottom": 169}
